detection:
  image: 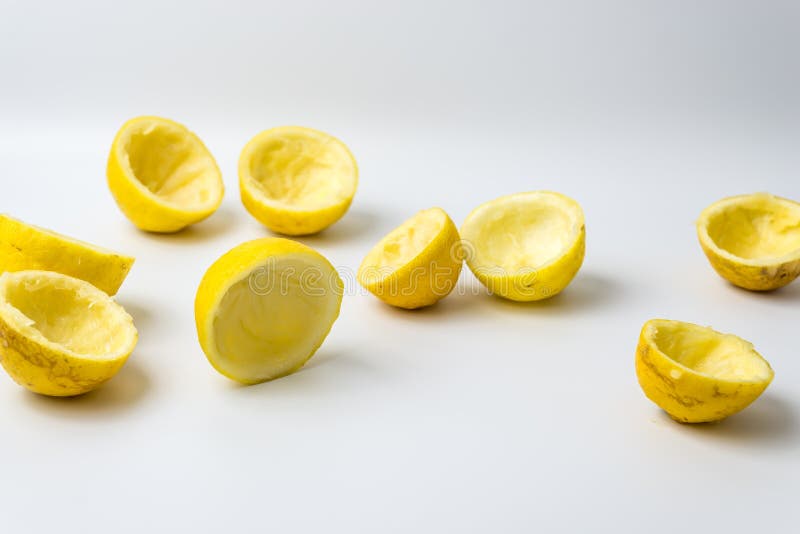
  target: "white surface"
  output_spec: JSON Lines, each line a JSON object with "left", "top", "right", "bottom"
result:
{"left": 1, "top": 1, "right": 798, "bottom": 532}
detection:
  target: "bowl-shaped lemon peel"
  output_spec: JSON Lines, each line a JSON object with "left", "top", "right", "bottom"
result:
{"left": 239, "top": 126, "right": 358, "bottom": 236}
{"left": 460, "top": 191, "right": 585, "bottom": 301}
{"left": 195, "top": 238, "right": 343, "bottom": 384}
{"left": 357, "top": 207, "right": 462, "bottom": 309}
{"left": 107, "top": 116, "right": 224, "bottom": 233}
{"left": 635, "top": 319, "right": 774, "bottom": 423}
{"left": 0, "top": 214, "right": 134, "bottom": 295}
{"left": 0, "top": 270, "right": 138, "bottom": 396}
{"left": 697, "top": 193, "right": 800, "bottom": 291}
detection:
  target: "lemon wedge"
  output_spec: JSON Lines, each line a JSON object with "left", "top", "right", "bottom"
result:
{"left": 0, "top": 214, "right": 134, "bottom": 295}
{"left": 697, "top": 193, "right": 800, "bottom": 291}
{"left": 460, "top": 191, "right": 585, "bottom": 301}
{"left": 107, "top": 116, "right": 224, "bottom": 233}
{"left": 238, "top": 126, "right": 358, "bottom": 235}
{"left": 636, "top": 319, "right": 773, "bottom": 423}
{"left": 195, "top": 238, "right": 343, "bottom": 384}
{"left": 0, "top": 270, "right": 137, "bottom": 396}
{"left": 358, "top": 207, "right": 462, "bottom": 309}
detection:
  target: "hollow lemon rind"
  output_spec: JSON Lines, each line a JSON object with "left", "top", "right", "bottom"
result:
{"left": 0, "top": 270, "right": 138, "bottom": 396}
{"left": 107, "top": 115, "right": 225, "bottom": 233}
{"left": 697, "top": 193, "right": 800, "bottom": 291}
{"left": 238, "top": 126, "right": 358, "bottom": 236}
{"left": 461, "top": 191, "right": 585, "bottom": 302}
{"left": 357, "top": 208, "right": 463, "bottom": 309}
{"left": 0, "top": 214, "right": 134, "bottom": 295}
{"left": 195, "top": 238, "right": 344, "bottom": 384}
{"left": 635, "top": 319, "right": 774, "bottom": 423}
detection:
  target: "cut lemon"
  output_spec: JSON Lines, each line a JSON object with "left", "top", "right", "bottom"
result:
{"left": 357, "top": 207, "right": 462, "bottom": 309}
{"left": 460, "top": 191, "right": 585, "bottom": 301}
{"left": 238, "top": 126, "right": 358, "bottom": 235}
{"left": 636, "top": 319, "right": 773, "bottom": 423}
{"left": 697, "top": 193, "right": 800, "bottom": 291}
{"left": 195, "top": 238, "right": 343, "bottom": 384}
{"left": 0, "top": 270, "right": 137, "bottom": 396}
{"left": 107, "top": 116, "right": 224, "bottom": 233}
{"left": 0, "top": 214, "right": 134, "bottom": 295}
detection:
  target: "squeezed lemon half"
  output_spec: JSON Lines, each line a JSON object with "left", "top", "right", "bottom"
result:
{"left": 635, "top": 319, "right": 773, "bottom": 423}
{"left": 107, "top": 116, "right": 224, "bottom": 233}
{"left": 195, "top": 238, "right": 343, "bottom": 384}
{"left": 697, "top": 193, "right": 800, "bottom": 291}
{"left": 238, "top": 126, "right": 358, "bottom": 236}
{"left": 0, "top": 270, "right": 138, "bottom": 396}
{"left": 0, "top": 214, "right": 134, "bottom": 295}
{"left": 460, "top": 191, "right": 585, "bottom": 301}
{"left": 358, "top": 207, "right": 462, "bottom": 309}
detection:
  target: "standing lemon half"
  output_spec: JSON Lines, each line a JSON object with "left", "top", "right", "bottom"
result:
{"left": 697, "top": 193, "right": 800, "bottom": 291}
{"left": 460, "top": 191, "right": 585, "bottom": 301}
{"left": 195, "top": 238, "right": 343, "bottom": 384}
{"left": 635, "top": 319, "right": 774, "bottom": 423}
{"left": 0, "top": 214, "right": 134, "bottom": 295}
{"left": 357, "top": 207, "right": 462, "bottom": 309}
{"left": 0, "top": 270, "right": 138, "bottom": 396}
{"left": 107, "top": 116, "right": 224, "bottom": 233}
{"left": 239, "top": 126, "right": 358, "bottom": 236}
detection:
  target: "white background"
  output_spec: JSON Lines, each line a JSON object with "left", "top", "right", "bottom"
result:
{"left": 1, "top": 1, "right": 798, "bottom": 532}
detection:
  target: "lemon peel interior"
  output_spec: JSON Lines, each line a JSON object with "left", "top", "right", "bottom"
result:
{"left": 460, "top": 191, "right": 585, "bottom": 301}
{"left": 107, "top": 116, "right": 224, "bottom": 233}
{"left": 0, "top": 214, "right": 134, "bottom": 295}
{"left": 636, "top": 319, "right": 773, "bottom": 423}
{"left": 697, "top": 193, "right": 800, "bottom": 290}
{"left": 357, "top": 208, "right": 462, "bottom": 309}
{"left": 0, "top": 270, "right": 137, "bottom": 396}
{"left": 239, "top": 126, "right": 358, "bottom": 235}
{"left": 195, "top": 238, "right": 343, "bottom": 384}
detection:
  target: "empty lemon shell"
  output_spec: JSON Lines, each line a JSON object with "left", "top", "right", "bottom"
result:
{"left": 635, "top": 319, "right": 773, "bottom": 423}
{"left": 107, "top": 116, "right": 224, "bottom": 233}
{"left": 358, "top": 207, "right": 462, "bottom": 309}
{"left": 0, "top": 214, "right": 134, "bottom": 295}
{"left": 697, "top": 193, "right": 800, "bottom": 291}
{"left": 238, "top": 126, "right": 358, "bottom": 236}
{"left": 0, "top": 270, "right": 138, "bottom": 396}
{"left": 460, "top": 191, "right": 585, "bottom": 301}
{"left": 195, "top": 238, "right": 343, "bottom": 384}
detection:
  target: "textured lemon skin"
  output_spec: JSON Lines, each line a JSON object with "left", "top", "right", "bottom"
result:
{"left": 238, "top": 126, "right": 358, "bottom": 236}
{"left": 635, "top": 321, "right": 773, "bottom": 423}
{"left": 0, "top": 214, "right": 134, "bottom": 295}
{"left": 195, "top": 238, "right": 343, "bottom": 384}
{"left": 462, "top": 192, "right": 586, "bottom": 302}
{"left": 0, "top": 274, "right": 137, "bottom": 397}
{"left": 241, "top": 187, "right": 354, "bottom": 236}
{"left": 107, "top": 116, "right": 224, "bottom": 233}
{"left": 357, "top": 210, "right": 463, "bottom": 309}
{"left": 696, "top": 193, "right": 800, "bottom": 291}
{"left": 698, "top": 242, "right": 800, "bottom": 291}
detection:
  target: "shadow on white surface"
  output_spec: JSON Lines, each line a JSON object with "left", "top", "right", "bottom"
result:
{"left": 21, "top": 361, "right": 150, "bottom": 418}
{"left": 140, "top": 204, "right": 238, "bottom": 245}
{"left": 115, "top": 296, "right": 154, "bottom": 330}
{"left": 283, "top": 208, "right": 383, "bottom": 247}
{"left": 483, "top": 272, "right": 622, "bottom": 314}
{"left": 662, "top": 393, "right": 798, "bottom": 451}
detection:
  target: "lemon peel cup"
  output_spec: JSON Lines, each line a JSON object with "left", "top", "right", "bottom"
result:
{"left": 0, "top": 214, "right": 134, "bottom": 295}
{"left": 195, "top": 238, "right": 343, "bottom": 384}
{"left": 238, "top": 126, "right": 358, "bottom": 236}
{"left": 697, "top": 193, "right": 800, "bottom": 291}
{"left": 357, "top": 207, "right": 462, "bottom": 309}
{"left": 460, "top": 191, "right": 585, "bottom": 301}
{"left": 635, "top": 319, "right": 774, "bottom": 423}
{"left": 107, "top": 116, "right": 224, "bottom": 233}
{"left": 0, "top": 270, "right": 138, "bottom": 396}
